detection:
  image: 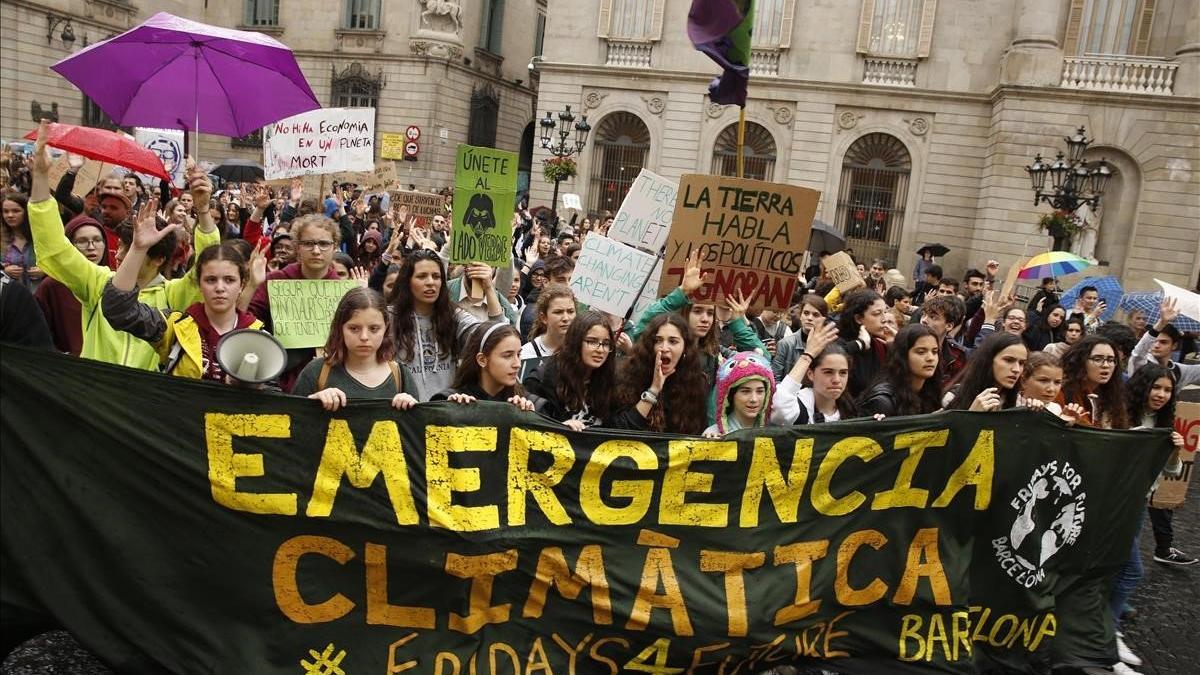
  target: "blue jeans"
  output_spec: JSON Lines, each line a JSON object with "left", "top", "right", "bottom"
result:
{"left": 1108, "top": 510, "right": 1145, "bottom": 630}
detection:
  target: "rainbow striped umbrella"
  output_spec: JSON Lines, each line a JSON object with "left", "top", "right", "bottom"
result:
{"left": 1017, "top": 251, "right": 1092, "bottom": 279}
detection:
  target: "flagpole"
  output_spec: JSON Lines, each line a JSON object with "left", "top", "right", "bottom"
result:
{"left": 736, "top": 107, "right": 746, "bottom": 178}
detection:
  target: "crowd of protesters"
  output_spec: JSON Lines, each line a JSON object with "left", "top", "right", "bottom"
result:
{"left": 2, "top": 121, "right": 1199, "bottom": 675}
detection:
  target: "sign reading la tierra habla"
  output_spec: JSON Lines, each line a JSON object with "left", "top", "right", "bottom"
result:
{"left": 658, "top": 175, "right": 819, "bottom": 311}
{"left": 0, "top": 347, "right": 1173, "bottom": 675}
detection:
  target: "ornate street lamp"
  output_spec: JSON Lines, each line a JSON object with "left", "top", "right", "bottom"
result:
{"left": 1025, "top": 126, "right": 1110, "bottom": 212}
{"left": 539, "top": 105, "right": 591, "bottom": 225}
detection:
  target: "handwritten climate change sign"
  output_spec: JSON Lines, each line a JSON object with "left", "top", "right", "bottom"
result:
{"left": 263, "top": 107, "right": 375, "bottom": 180}
{"left": 268, "top": 279, "right": 359, "bottom": 349}
{"left": 0, "top": 347, "right": 1173, "bottom": 674}
{"left": 451, "top": 144, "right": 517, "bottom": 267}
{"left": 659, "top": 175, "right": 819, "bottom": 312}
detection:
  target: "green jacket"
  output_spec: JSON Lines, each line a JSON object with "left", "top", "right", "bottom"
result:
{"left": 628, "top": 286, "right": 767, "bottom": 425}
{"left": 29, "top": 199, "right": 220, "bottom": 370}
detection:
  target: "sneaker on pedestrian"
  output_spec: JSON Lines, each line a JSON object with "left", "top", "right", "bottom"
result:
{"left": 1112, "top": 663, "right": 1143, "bottom": 675}
{"left": 1115, "top": 633, "right": 1143, "bottom": 666}
{"left": 1153, "top": 547, "right": 1199, "bottom": 565}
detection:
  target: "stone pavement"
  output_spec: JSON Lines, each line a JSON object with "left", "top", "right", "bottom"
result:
{"left": 1122, "top": 485, "right": 1200, "bottom": 675}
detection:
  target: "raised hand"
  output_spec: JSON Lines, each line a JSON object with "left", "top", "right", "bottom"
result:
{"left": 132, "top": 197, "right": 179, "bottom": 251}
{"left": 246, "top": 242, "right": 268, "bottom": 289}
{"left": 31, "top": 120, "right": 53, "bottom": 176}
{"left": 188, "top": 169, "right": 212, "bottom": 209}
{"left": 350, "top": 266, "right": 369, "bottom": 288}
{"left": 681, "top": 249, "right": 710, "bottom": 296}
{"left": 289, "top": 178, "right": 303, "bottom": 203}
{"left": 726, "top": 289, "right": 755, "bottom": 321}
{"left": 807, "top": 320, "right": 840, "bottom": 356}
{"left": 1158, "top": 296, "right": 1180, "bottom": 329}
{"left": 252, "top": 184, "right": 271, "bottom": 211}
{"left": 982, "top": 290, "right": 1003, "bottom": 322}
{"left": 67, "top": 152, "right": 85, "bottom": 171}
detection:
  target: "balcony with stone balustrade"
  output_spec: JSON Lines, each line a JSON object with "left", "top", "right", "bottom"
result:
{"left": 1060, "top": 55, "right": 1178, "bottom": 96}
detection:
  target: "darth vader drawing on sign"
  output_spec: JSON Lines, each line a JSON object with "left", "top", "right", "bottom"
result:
{"left": 464, "top": 193, "right": 496, "bottom": 238}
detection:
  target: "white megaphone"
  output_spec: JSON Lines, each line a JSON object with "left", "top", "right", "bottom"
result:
{"left": 215, "top": 329, "right": 288, "bottom": 385}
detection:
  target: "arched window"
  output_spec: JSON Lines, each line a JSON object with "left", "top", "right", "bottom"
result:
{"left": 834, "top": 133, "right": 911, "bottom": 265}
{"left": 331, "top": 63, "right": 381, "bottom": 109}
{"left": 711, "top": 121, "right": 777, "bottom": 181}
{"left": 587, "top": 111, "right": 651, "bottom": 214}
{"left": 467, "top": 85, "right": 499, "bottom": 148}
{"left": 518, "top": 122, "right": 535, "bottom": 200}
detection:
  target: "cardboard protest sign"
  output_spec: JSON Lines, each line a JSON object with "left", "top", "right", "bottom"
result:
{"left": 390, "top": 190, "right": 444, "bottom": 221}
{"left": 266, "top": 174, "right": 326, "bottom": 198}
{"left": 450, "top": 144, "right": 517, "bottom": 267}
{"left": 999, "top": 259, "right": 1025, "bottom": 302}
{"left": 263, "top": 107, "right": 374, "bottom": 180}
{"left": 134, "top": 127, "right": 185, "bottom": 188}
{"left": 1150, "top": 401, "right": 1200, "bottom": 509}
{"left": 825, "top": 251, "right": 866, "bottom": 293}
{"left": 380, "top": 132, "right": 405, "bottom": 160}
{"left": 569, "top": 234, "right": 660, "bottom": 318}
{"left": 267, "top": 279, "right": 359, "bottom": 349}
{"left": 368, "top": 161, "right": 398, "bottom": 191}
{"left": 608, "top": 169, "right": 677, "bottom": 253}
{"left": 46, "top": 155, "right": 70, "bottom": 191}
{"left": 1, "top": 347, "right": 1177, "bottom": 675}
{"left": 658, "top": 175, "right": 819, "bottom": 311}
{"left": 72, "top": 158, "right": 117, "bottom": 197}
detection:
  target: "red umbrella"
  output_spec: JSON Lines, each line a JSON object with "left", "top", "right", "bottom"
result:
{"left": 23, "top": 122, "right": 169, "bottom": 181}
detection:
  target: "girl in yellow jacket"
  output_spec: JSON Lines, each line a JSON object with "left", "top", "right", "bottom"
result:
{"left": 101, "top": 206, "right": 267, "bottom": 381}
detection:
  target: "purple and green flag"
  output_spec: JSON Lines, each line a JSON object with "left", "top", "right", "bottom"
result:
{"left": 688, "top": 0, "right": 755, "bottom": 107}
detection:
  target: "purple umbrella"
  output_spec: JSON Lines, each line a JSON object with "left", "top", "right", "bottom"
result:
{"left": 50, "top": 12, "right": 318, "bottom": 139}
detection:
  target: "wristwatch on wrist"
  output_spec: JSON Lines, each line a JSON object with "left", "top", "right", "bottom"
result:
{"left": 640, "top": 389, "right": 659, "bottom": 405}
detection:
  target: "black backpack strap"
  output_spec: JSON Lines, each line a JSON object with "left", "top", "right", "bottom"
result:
{"left": 792, "top": 397, "right": 810, "bottom": 425}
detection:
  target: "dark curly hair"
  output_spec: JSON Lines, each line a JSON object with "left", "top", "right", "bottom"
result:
{"left": 1126, "top": 363, "right": 1177, "bottom": 430}
{"left": 617, "top": 313, "right": 708, "bottom": 434}
{"left": 860, "top": 323, "right": 942, "bottom": 416}
{"left": 946, "top": 332, "right": 1026, "bottom": 410}
{"left": 391, "top": 249, "right": 457, "bottom": 363}
{"left": 552, "top": 310, "right": 616, "bottom": 419}
{"left": 1061, "top": 334, "right": 1129, "bottom": 429}
{"left": 836, "top": 289, "right": 884, "bottom": 341}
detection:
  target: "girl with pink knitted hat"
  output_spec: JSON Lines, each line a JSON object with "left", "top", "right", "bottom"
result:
{"left": 703, "top": 351, "right": 776, "bottom": 437}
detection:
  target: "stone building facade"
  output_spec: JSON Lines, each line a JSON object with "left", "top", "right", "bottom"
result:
{"left": 1, "top": 0, "right": 544, "bottom": 193}
{"left": 533, "top": 0, "right": 1200, "bottom": 290}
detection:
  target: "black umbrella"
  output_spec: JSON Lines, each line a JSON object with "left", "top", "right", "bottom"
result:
{"left": 211, "top": 159, "right": 264, "bottom": 184}
{"left": 807, "top": 219, "right": 846, "bottom": 253}
{"left": 916, "top": 243, "right": 950, "bottom": 258}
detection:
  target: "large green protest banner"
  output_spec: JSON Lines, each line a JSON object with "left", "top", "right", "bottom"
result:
{"left": 451, "top": 144, "right": 517, "bottom": 267}
{"left": 1, "top": 347, "right": 1171, "bottom": 674}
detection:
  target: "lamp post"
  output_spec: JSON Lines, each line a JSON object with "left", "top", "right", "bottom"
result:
{"left": 539, "top": 105, "right": 591, "bottom": 226}
{"left": 1025, "top": 126, "right": 1112, "bottom": 251}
